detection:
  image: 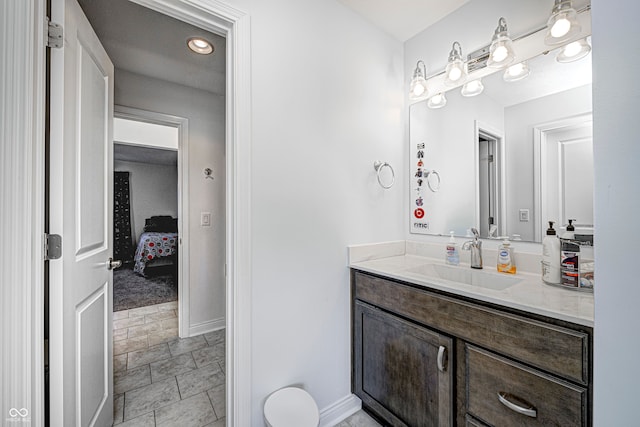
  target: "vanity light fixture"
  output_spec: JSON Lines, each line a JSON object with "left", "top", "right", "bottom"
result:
{"left": 545, "top": 0, "right": 581, "bottom": 46}
{"left": 187, "top": 37, "right": 214, "bottom": 55}
{"left": 503, "top": 61, "right": 531, "bottom": 82}
{"left": 445, "top": 42, "right": 468, "bottom": 86}
{"left": 409, "top": 60, "right": 429, "bottom": 100}
{"left": 427, "top": 92, "right": 447, "bottom": 109}
{"left": 461, "top": 79, "right": 484, "bottom": 97}
{"left": 556, "top": 37, "right": 591, "bottom": 62}
{"left": 487, "top": 17, "right": 515, "bottom": 69}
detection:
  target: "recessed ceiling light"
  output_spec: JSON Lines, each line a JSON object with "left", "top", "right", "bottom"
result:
{"left": 187, "top": 37, "right": 214, "bottom": 55}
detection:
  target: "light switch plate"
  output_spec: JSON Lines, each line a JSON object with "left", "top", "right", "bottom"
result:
{"left": 519, "top": 209, "right": 530, "bottom": 222}
{"left": 201, "top": 212, "right": 211, "bottom": 227}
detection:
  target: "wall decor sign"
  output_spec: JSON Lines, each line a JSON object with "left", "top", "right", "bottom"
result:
{"left": 411, "top": 142, "right": 430, "bottom": 233}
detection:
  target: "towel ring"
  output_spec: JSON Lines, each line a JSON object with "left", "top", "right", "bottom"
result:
{"left": 425, "top": 170, "right": 440, "bottom": 192}
{"left": 373, "top": 161, "right": 395, "bottom": 189}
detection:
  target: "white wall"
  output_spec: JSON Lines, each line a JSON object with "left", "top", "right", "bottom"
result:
{"left": 114, "top": 159, "right": 178, "bottom": 245}
{"left": 114, "top": 69, "right": 226, "bottom": 328}
{"left": 215, "top": 0, "right": 405, "bottom": 423}
{"left": 592, "top": 0, "right": 640, "bottom": 423}
{"left": 504, "top": 84, "right": 592, "bottom": 241}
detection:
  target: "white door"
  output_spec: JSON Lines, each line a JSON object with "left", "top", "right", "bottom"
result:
{"left": 49, "top": 0, "right": 115, "bottom": 425}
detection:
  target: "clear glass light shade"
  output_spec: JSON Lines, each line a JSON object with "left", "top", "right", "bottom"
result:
{"left": 461, "top": 79, "right": 484, "bottom": 97}
{"left": 503, "top": 61, "right": 531, "bottom": 82}
{"left": 187, "top": 37, "right": 214, "bottom": 54}
{"left": 487, "top": 18, "right": 515, "bottom": 69}
{"left": 409, "top": 60, "right": 429, "bottom": 100}
{"left": 556, "top": 38, "right": 591, "bottom": 63}
{"left": 427, "top": 93, "right": 447, "bottom": 109}
{"left": 445, "top": 42, "right": 468, "bottom": 86}
{"left": 545, "top": 0, "right": 581, "bottom": 46}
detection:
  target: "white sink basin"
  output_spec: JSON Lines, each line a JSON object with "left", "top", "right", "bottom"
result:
{"left": 405, "top": 263, "right": 521, "bottom": 291}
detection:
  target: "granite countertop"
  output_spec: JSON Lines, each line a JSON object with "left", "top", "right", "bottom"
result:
{"left": 349, "top": 243, "right": 594, "bottom": 327}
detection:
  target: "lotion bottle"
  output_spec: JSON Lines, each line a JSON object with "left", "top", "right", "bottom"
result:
{"left": 445, "top": 231, "right": 460, "bottom": 266}
{"left": 497, "top": 239, "right": 516, "bottom": 274}
{"left": 542, "top": 221, "right": 561, "bottom": 284}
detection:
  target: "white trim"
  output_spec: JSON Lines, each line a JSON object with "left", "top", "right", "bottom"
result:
{"left": 188, "top": 317, "right": 226, "bottom": 336}
{"left": 474, "top": 120, "right": 505, "bottom": 237}
{"left": 533, "top": 113, "right": 593, "bottom": 241}
{"left": 0, "top": 1, "right": 46, "bottom": 425}
{"left": 319, "top": 394, "right": 362, "bottom": 427}
{"left": 127, "top": 1, "right": 252, "bottom": 424}
{"left": 113, "top": 105, "right": 192, "bottom": 338}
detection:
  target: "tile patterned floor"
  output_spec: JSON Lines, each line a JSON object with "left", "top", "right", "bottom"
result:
{"left": 112, "top": 302, "right": 380, "bottom": 427}
{"left": 112, "top": 302, "right": 225, "bottom": 426}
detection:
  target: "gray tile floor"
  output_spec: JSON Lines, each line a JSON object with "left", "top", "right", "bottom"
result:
{"left": 112, "top": 301, "right": 225, "bottom": 426}
{"left": 112, "top": 301, "right": 379, "bottom": 427}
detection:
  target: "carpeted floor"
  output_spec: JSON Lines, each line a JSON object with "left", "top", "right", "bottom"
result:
{"left": 113, "top": 265, "right": 177, "bottom": 312}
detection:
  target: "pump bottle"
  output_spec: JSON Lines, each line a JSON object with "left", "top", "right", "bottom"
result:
{"left": 542, "top": 221, "right": 561, "bottom": 284}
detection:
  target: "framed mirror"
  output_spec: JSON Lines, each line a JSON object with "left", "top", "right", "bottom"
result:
{"left": 409, "top": 41, "right": 592, "bottom": 244}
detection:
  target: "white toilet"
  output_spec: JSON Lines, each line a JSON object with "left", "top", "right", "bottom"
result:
{"left": 263, "top": 386, "right": 320, "bottom": 427}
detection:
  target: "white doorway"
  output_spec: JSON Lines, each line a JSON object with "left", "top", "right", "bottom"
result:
{"left": 113, "top": 108, "right": 190, "bottom": 336}
{"left": 47, "top": 0, "right": 252, "bottom": 424}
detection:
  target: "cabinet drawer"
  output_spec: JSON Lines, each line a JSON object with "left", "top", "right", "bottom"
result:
{"left": 353, "top": 271, "right": 589, "bottom": 384}
{"left": 466, "top": 344, "right": 587, "bottom": 427}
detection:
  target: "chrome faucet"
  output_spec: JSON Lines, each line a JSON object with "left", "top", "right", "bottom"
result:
{"left": 462, "top": 228, "right": 483, "bottom": 269}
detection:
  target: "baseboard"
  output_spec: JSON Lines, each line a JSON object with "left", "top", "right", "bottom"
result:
{"left": 319, "top": 393, "right": 362, "bottom": 427}
{"left": 188, "top": 317, "right": 225, "bottom": 336}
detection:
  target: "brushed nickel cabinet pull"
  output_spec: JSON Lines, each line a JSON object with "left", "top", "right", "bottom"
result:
{"left": 437, "top": 345, "right": 447, "bottom": 372}
{"left": 497, "top": 392, "right": 537, "bottom": 418}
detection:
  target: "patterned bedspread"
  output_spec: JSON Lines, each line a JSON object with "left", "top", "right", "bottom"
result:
{"left": 133, "top": 232, "right": 178, "bottom": 276}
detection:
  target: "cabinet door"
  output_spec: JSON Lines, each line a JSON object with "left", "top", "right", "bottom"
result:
{"left": 354, "top": 301, "right": 453, "bottom": 426}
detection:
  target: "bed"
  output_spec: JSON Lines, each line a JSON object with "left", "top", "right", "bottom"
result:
{"left": 133, "top": 216, "right": 178, "bottom": 276}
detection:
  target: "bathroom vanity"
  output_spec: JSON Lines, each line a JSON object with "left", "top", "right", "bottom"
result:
{"left": 350, "top": 243, "right": 593, "bottom": 427}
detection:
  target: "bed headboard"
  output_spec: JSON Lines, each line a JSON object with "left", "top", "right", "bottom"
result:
{"left": 144, "top": 216, "right": 178, "bottom": 232}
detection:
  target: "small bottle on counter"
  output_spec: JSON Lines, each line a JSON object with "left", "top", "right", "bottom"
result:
{"left": 445, "top": 231, "right": 460, "bottom": 266}
{"left": 542, "top": 221, "right": 561, "bottom": 284}
{"left": 497, "top": 239, "right": 516, "bottom": 274}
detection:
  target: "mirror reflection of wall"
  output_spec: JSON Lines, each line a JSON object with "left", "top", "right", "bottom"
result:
{"left": 409, "top": 45, "right": 592, "bottom": 243}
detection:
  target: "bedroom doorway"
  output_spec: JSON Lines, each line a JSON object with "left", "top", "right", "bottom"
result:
{"left": 112, "top": 107, "right": 189, "bottom": 337}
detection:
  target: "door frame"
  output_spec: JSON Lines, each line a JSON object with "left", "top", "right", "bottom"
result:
{"left": 474, "top": 120, "right": 506, "bottom": 238}
{"left": 123, "top": 2, "right": 254, "bottom": 424}
{"left": 533, "top": 112, "right": 593, "bottom": 242}
{"left": 113, "top": 105, "right": 190, "bottom": 337}
{"left": 2, "top": 0, "right": 252, "bottom": 425}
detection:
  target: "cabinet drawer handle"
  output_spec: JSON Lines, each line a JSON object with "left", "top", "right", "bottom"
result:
{"left": 437, "top": 345, "right": 447, "bottom": 372}
{"left": 497, "top": 392, "right": 537, "bottom": 418}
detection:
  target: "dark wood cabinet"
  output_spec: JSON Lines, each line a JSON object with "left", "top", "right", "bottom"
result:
{"left": 351, "top": 270, "right": 593, "bottom": 427}
{"left": 354, "top": 301, "right": 453, "bottom": 426}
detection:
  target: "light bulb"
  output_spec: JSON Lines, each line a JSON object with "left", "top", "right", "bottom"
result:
{"left": 412, "top": 84, "right": 426, "bottom": 97}
{"left": 551, "top": 16, "right": 571, "bottom": 38}
{"left": 506, "top": 63, "right": 524, "bottom": 76}
{"left": 563, "top": 41, "right": 582, "bottom": 57}
{"left": 448, "top": 67, "right": 462, "bottom": 82}
{"left": 461, "top": 79, "right": 484, "bottom": 97}
{"left": 492, "top": 46, "right": 508, "bottom": 63}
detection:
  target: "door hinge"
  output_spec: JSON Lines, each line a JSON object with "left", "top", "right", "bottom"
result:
{"left": 47, "top": 18, "right": 63, "bottom": 49}
{"left": 44, "top": 234, "right": 62, "bottom": 260}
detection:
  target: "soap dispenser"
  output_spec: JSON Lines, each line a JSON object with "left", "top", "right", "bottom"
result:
{"left": 497, "top": 239, "right": 516, "bottom": 274}
{"left": 542, "top": 221, "right": 561, "bottom": 284}
{"left": 445, "top": 231, "right": 460, "bottom": 266}
{"left": 562, "top": 219, "right": 576, "bottom": 239}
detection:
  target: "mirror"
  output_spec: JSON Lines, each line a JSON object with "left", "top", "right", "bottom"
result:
{"left": 409, "top": 43, "right": 593, "bottom": 243}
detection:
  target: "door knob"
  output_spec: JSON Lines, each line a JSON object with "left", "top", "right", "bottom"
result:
{"left": 107, "top": 258, "right": 122, "bottom": 270}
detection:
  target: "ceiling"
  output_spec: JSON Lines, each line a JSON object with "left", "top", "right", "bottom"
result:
{"left": 337, "top": 0, "right": 470, "bottom": 41}
{"left": 78, "top": 0, "right": 226, "bottom": 95}
{"left": 114, "top": 143, "right": 177, "bottom": 166}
